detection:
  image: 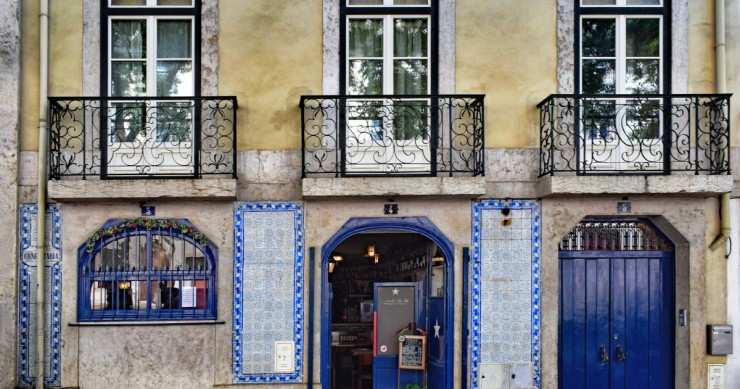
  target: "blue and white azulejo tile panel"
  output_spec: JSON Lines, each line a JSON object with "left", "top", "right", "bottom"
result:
{"left": 233, "top": 202, "right": 304, "bottom": 383}
{"left": 17, "top": 204, "right": 62, "bottom": 387}
{"left": 471, "top": 200, "right": 540, "bottom": 389}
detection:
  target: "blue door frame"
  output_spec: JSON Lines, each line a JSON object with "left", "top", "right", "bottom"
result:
{"left": 320, "top": 217, "right": 455, "bottom": 389}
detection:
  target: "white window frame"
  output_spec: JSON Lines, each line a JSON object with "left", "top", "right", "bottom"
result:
{"left": 580, "top": 15, "right": 663, "bottom": 96}
{"left": 108, "top": 15, "right": 195, "bottom": 98}
{"left": 346, "top": 15, "right": 431, "bottom": 96}
{"left": 109, "top": 0, "right": 194, "bottom": 8}
{"left": 579, "top": 14, "right": 665, "bottom": 170}
{"left": 580, "top": 0, "right": 662, "bottom": 7}
{"left": 347, "top": 0, "right": 430, "bottom": 7}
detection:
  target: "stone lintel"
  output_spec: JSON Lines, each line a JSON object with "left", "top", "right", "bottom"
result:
{"left": 302, "top": 176, "right": 486, "bottom": 198}
{"left": 539, "top": 174, "right": 733, "bottom": 197}
{"left": 48, "top": 179, "right": 237, "bottom": 202}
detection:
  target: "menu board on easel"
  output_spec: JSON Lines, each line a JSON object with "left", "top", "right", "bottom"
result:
{"left": 398, "top": 335, "right": 426, "bottom": 370}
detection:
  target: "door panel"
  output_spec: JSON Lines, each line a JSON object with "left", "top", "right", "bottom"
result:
{"left": 560, "top": 252, "right": 674, "bottom": 389}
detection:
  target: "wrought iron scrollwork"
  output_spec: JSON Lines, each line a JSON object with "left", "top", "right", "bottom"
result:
{"left": 538, "top": 94, "right": 731, "bottom": 176}
{"left": 300, "top": 95, "right": 485, "bottom": 177}
{"left": 49, "top": 96, "right": 237, "bottom": 179}
{"left": 560, "top": 220, "right": 672, "bottom": 251}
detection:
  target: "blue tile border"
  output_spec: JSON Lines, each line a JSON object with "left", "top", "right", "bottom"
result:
{"left": 17, "top": 204, "right": 62, "bottom": 387}
{"left": 471, "top": 200, "right": 540, "bottom": 389}
{"left": 233, "top": 202, "right": 304, "bottom": 383}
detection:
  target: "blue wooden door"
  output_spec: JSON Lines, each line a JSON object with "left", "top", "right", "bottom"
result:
{"left": 373, "top": 282, "right": 424, "bottom": 389}
{"left": 560, "top": 251, "right": 674, "bottom": 389}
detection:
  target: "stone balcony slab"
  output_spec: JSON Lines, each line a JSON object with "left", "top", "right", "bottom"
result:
{"left": 302, "top": 176, "right": 487, "bottom": 198}
{"left": 48, "top": 178, "right": 237, "bottom": 202}
{"left": 539, "top": 174, "right": 733, "bottom": 197}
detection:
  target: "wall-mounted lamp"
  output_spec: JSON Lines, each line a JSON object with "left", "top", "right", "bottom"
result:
{"left": 328, "top": 257, "right": 337, "bottom": 274}
{"left": 501, "top": 199, "right": 512, "bottom": 226}
{"left": 374, "top": 253, "right": 380, "bottom": 264}
{"left": 332, "top": 253, "right": 344, "bottom": 262}
{"left": 432, "top": 248, "right": 445, "bottom": 265}
{"left": 365, "top": 244, "right": 376, "bottom": 257}
{"left": 118, "top": 280, "right": 131, "bottom": 290}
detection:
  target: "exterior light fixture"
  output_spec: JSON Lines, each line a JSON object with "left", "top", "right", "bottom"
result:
{"left": 328, "top": 257, "right": 337, "bottom": 274}
{"left": 118, "top": 280, "right": 131, "bottom": 290}
{"left": 365, "top": 244, "right": 376, "bottom": 257}
{"left": 432, "top": 248, "right": 445, "bottom": 264}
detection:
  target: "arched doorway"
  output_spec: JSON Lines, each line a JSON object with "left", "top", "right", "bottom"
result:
{"left": 320, "top": 217, "right": 454, "bottom": 389}
{"left": 558, "top": 218, "right": 675, "bottom": 389}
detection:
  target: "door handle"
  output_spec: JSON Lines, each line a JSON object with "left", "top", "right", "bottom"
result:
{"left": 599, "top": 345, "right": 609, "bottom": 361}
{"left": 616, "top": 345, "right": 626, "bottom": 361}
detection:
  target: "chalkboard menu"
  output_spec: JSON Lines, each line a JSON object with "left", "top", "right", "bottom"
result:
{"left": 398, "top": 335, "right": 426, "bottom": 370}
{"left": 375, "top": 285, "right": 415, "bottom": 356}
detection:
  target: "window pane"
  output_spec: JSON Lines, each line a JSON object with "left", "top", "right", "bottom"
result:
{"left": 394, "top": 19, "right": 427, "bottom": 57}
{"left": 110, "top": 103, "right": 145, "bottom": 142}
{"left": 582, "top": 19, "right": 615, "bottom": 57}
{"left": 582, "top": 59, "right": 615, "bottom": 94}
{"left": 111, "top": 61, "right": 146, "bottom": 96}
{"left": 111, "top": 0, "right": 146, "bottom": 5}
{"left": 112, "top": 20, "right": 146, "bottom": 59}
{"left": 626, "top": 59, "right": 659, "bottom": 94}
{"left": 158, "top": 20, "right": 192, "bottom": 58}
{"left": 393, "top": 101, "right": 428, "bottom": 141}
{"left": 157, "top": 0, "right": 193, "bottom": 5}
{"left": 348, "top": 0, "right": 383, "bottom": 4}
{"left": 157, "top": 60, "right": 193, "bottom": 96}
{"left": 349, "top": 19, "right": 383, "bottom": 58}
{"left": 394, "top": 59, "right": 427, "bottom": 95}
{"left": 394, "top": 0, "right": 429, "bottom": 4}
{"left": 583, "top": 100, "right": 616, "bottom": 140}
{"left": 625, "top": 100, "right": 660, "bottom": 139}
{"left": 626, "top": 18, "right": 659, "bottom": 57}
{"left": 349, "top": 60, "right": 383, "bottom": 95}
{"left": 156, "top": 103, "right": 193, "bottom": 142}
{"left": 627, "top": 0, "right": 660, "bottom": 5}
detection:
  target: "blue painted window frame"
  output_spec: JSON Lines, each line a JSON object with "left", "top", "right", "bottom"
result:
{"left": 77, "top": 218, "right": 217, "bottom": 321}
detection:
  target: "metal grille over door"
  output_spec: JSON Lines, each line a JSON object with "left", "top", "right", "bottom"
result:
{"left": 559, "top": 221, "right": 672, "bottom": 252}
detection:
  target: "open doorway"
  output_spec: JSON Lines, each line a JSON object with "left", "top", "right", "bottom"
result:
{"left": 326, "top": 231, "right": 448, "bottom": 389}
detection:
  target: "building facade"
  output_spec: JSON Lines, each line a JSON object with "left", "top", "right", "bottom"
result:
{"left": 1, "top": 1, "right": 738, "bottom": 388}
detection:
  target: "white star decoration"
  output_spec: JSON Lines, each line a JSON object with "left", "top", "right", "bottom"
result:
{"left": 434, "top": 319, "right": 441, "bottom": 338}
{"left": 392, "top": 288, "right": 399, "bottom": 295}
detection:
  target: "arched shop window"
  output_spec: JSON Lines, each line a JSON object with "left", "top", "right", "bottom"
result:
{"left": 78, "top": 218, "right": 217, "bottom": 321}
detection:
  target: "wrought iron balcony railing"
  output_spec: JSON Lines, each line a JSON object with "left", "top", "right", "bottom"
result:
{"left": 49, "top": 96, "right": 237, "bottom": 179}
{"left": 300, "top": 95, "right": 485, "bottom": 177}
{"left": 538, "top": 94, "right": 731, "bottom": 176}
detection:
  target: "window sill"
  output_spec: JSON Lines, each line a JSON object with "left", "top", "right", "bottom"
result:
{"left": 48, "top": 178, "right": 237, "bottom": 202}
{"left": 69, "top": 320, "right": 225, "bottom": 327}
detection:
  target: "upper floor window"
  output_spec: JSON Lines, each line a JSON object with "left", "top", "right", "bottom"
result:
{"left": 577, "top": 0, "right": 667, "bottom": 95}
{"left": 101, "top": 1, "right": 201, "bottom": 175}
{"left": 78, "top": 218, "right": 217, "bottom": 321}
{"left": 575, "top": 0, "right": 669, "bottom": 165}
{"left": 341, "top": 0, "right": 436, "bottom": 96}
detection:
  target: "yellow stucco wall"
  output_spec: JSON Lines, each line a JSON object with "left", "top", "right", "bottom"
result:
{"left": 688, "top": 0, "right": 716, "bottom": 94}
{"left": 457, "top": 0, "right": 556, "bottom": 149}
{"left": 21, "top": 0, "right": 83, "bottom": 151}
{"left": 219, "top": 0, "right": 322, "bottom": 150}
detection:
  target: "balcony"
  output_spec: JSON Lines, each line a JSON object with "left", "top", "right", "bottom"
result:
{"left": 300, "top": 95, "right": 485, "bottom": 178}
{"left": 49, "top": 96, "right": 237, "bottom": 180}
{"left": 537, "top": 94, "right": 732, "bottom": 196}
{"left": 538, "top": 94, "right": 731, "bottom": 176}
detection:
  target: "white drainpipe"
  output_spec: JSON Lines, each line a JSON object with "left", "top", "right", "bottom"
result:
{"left": 709, "top": 0, "right": 730, "bottom": 252}
{"left": 36, "top": 0, "right": 49, "bottom": 388}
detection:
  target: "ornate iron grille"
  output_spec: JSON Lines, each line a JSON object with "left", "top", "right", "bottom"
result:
{"left": 538, "top": 94, "right": 731, "bottom": 176}
{"left": 49, "top": 96, "right": 237, "bottom": 179}
{"left": 300, "top": 95, "right": 485, "bottom": 177}
{"left": 560, "top": 221, "right": 672, "bottom": 251}
{"left": 78, "top": 218, "right": 217, "bottom": 321}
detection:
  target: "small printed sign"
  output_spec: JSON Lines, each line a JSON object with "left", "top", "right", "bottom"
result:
{"left": 141, "top": 206, "right": 156, "bottom": 216}
{"left": 617, "top": 201, "right": 631, "bottom": 214}
{"left": 398, "top": 335, "right": 426, "bottom": 370}
{"left": 274, "top": 341, "right": 295, "bottom": 373}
